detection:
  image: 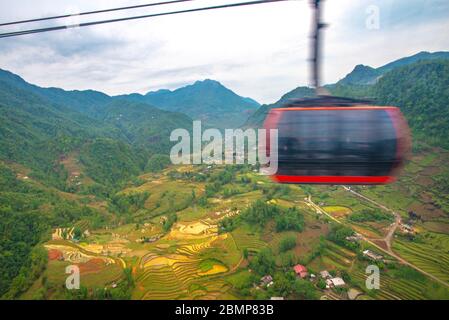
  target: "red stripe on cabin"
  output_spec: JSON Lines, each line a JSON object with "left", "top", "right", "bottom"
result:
{"left": 273, "top": 106, "right": 398, "bottom": 111}
{"left": 273, "top": 175, "right": 395, "bottom": 184}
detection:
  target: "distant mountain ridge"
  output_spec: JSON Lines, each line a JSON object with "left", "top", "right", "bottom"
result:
{"left": 0, "top": 69, "right": 259, "bottom": 128}
{"left": 0, "top": 69, "right": 111, "bottom": 115}
{"left": 337, "top": 51, "right": 449, "bottom": 86}
{"left": 116, "top": 79, "right": 260, "bottom": 128}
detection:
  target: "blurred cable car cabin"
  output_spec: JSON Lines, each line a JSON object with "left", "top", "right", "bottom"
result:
{"left": 263, "top": 96, "right": 411, "bottom": 185}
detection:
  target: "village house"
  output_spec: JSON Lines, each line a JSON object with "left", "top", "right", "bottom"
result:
{"left": 330, "top": 277, "right": 346, "bottom": 287}
{"left": 260, "top": 275, "right": 274, "bottom": 287}
{"left": 326, "top": 277, "right": 346, "bottom": 288}
{"left": 345, "top": 233, "right": 363, "bottom": 242}
{"left": 363, "top": 250, "right": 383, "bottom": 261}
{"left": 293, "top": 264, "right": 308, "bottom": 279}
{"left": 400, "top": 223, "right": 415, "bottom": 234}
{"left": 270, "top": 297, "right": 284, "bottom": 300}
{"left": 320, "top": 270, "right": 331, "bottom": 279}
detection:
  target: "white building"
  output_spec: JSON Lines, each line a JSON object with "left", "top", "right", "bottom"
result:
{"left": 330, "top": 277, "right": 346, "bottom": 287}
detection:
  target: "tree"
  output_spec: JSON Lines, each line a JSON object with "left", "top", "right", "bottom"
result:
{"left": 341, "top": 270, "right": 351, "bottom": 284}
{"left": 145, "top": 154, "right": 171, "bottom": 172}
{"left": 243, "top": 248, "right": 249, "bottom": 260}
{"left": 269, "top": 273, "right": 294, "bottom": 297}
{"left": 218, "top": 217, "right": 237, "bottom": 233}
{"left": 279, "top": 235, "right": 297, "bottom": 253}
{"left": 241, "top": 200, "right": 281, "bottom": 228}
{"left": 163, "top": 213, "right": 177, "bottom": 232}
{"left": 327, "top": 224, "right": 359, "bottom": 250}
{"left": 293, "top": 279, "right": 318, "bottom": 300}
{"left": 249, "top": 248, "right": 276, "bottom": 275}
{"left": 280, "top": 252, "right": 296, "bottom": 268}
{"left": 275, "top": 207, "right": 305, "bottom": 232}
{"left": 73, "top": 227, "right": 82, "bottom": 240}
{"left": 317, "top": 278, "right": 326, "bottom": 290}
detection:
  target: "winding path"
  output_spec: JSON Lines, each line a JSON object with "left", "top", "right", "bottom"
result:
{"left": 304, "top": 189, "right": 449, "bottom": 289}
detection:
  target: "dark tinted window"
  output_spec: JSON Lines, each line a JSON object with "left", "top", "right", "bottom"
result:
{"left": 276, "top": 109, "right": 397, "bottom": 176}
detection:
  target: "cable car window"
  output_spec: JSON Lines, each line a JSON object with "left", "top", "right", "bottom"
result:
{"left": 275, "top": 109, "right": 397, "bottom": 177}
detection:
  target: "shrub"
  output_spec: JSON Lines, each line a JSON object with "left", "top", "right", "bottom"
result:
{"left": 279, "top": 235, "right": 297, "bottom": 253}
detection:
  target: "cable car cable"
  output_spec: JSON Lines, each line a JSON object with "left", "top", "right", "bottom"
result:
{"left": 0, "top": 0, "right": 198, "bottom": 27}
{"left": 0, "top": 0, "right": 291, "bottom": 39}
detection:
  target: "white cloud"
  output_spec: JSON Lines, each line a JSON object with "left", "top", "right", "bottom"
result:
{"left": 0, "top": 0, "right": 448, "bottom": 104}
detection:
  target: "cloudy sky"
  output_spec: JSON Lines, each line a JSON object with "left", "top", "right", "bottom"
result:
{"left": 1, "top": 0, "right": 448, "bottom": 104}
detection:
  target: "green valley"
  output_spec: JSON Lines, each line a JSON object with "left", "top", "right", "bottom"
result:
{"left": 1, "top": 51, "right": 449, "bottom": 301}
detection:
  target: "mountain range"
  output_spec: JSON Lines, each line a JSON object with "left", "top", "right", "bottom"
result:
{"left": 116, "top": 79, "right": 260, "bottom": 128}
{"left": 1, "top": 49, "right": 449, "bottom": 190}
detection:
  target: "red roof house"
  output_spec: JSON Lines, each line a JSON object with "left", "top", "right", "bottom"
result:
{"left": 293, "top": 264, "right": 308, "bottom": 278}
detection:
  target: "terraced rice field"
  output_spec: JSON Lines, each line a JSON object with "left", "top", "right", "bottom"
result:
{"left": 137, "top": 265, "right": 187, "bottom": 300}
{"left": 136, "top": 251, "right": 232, "bottom": 299}
{"left": 215, "top": 234, "right": 241, "bottom": 268}
{"left": 189, "top": 279, "right": 232, "bottom": 300}
{"left": 393, "top": 236, "right": 449, "bottom": 283}
{"left": 231, "top": 228, "right": 268, "bottom": 252}
{"left": 351, "top": 269, "right": 428, "bottom": 300}
{"left": 322, "top": 241, "right": 356, "bottom": 269}
{"left": 135, "top": 229, "right": 238, "bottom": 300}
{"left": 176, "top": 235, "right": 225, "bottom": 255}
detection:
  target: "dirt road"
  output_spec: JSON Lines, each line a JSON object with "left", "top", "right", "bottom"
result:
{"left": 305, "top": 189, "right": 449, "bottom": 289}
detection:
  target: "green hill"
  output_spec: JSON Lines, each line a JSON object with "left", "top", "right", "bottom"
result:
{"left": 375, "top": 60, "right": 449, "bottom": 148}
{"left": 0, "top": 69, "right": 192, "bottom": 189}
{"left": 337, "top": 51, "right": 449, "bottom": 86}
{"left": 116, "top": 79, "right": 260, "bottom": 128}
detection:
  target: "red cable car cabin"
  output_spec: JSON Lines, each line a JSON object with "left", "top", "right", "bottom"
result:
{"left": 263, "top": 97, "right": 411, "bottom": 185}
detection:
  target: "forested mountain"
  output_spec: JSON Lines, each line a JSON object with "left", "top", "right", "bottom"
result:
{"left": 0, "top": 68, "right": 192, "bottom": 190}
{"left": 99, "top": 100, "right": 191, "bottom": 151}
{"left": 336, "top": 64, "right": 381, "bottom": 85}
{"left": 375, "top": 60, "right": 449, "bottom": 149}
{"left": 0, "top": 69, "right": 111, "bottom": 115}
{"left": 116, "top": 79, "right": 260, "bottom": 128}
{"left": 336, "top": 51, "right": 449, "bottom": 86}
